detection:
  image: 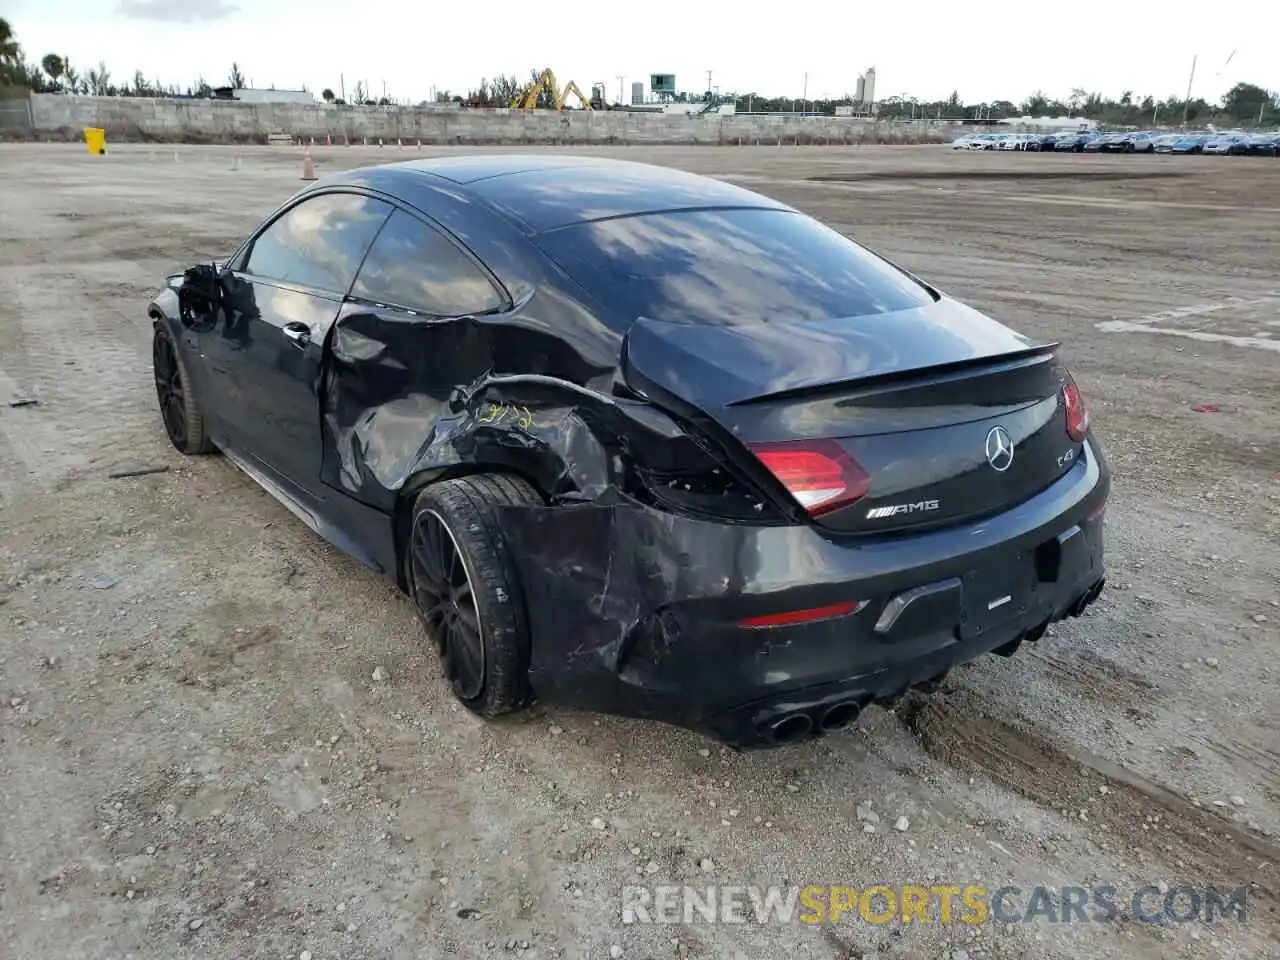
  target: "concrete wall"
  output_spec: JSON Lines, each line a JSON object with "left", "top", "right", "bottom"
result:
{"left": 29, "top": 94, "right": 961, "bottom": 145}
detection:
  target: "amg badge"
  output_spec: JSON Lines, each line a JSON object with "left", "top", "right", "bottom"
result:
{"left": 866, "top": 499, "right": 941, "bottom": 520}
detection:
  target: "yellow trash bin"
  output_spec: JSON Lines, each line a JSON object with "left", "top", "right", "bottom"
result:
{"left": 84, "top": 127, "right": 107, "bottom": 155}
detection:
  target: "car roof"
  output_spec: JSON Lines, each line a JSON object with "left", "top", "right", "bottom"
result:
{"left": 342, "top": 155, "right": 793, "bottom": 234}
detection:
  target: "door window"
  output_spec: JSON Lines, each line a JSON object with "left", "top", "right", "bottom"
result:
{"left": 351, "top": 210, "right": 505, "bottom": 317}
{"left": 244, "top": 193, "right": 392, "bottom": 295}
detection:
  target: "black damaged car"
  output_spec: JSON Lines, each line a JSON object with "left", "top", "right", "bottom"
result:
{"left": 151, "top": 156, "right": 1109, "bottom": 747}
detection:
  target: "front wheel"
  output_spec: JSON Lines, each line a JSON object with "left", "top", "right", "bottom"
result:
{"left": 407, "top": 474, "right": 543, "bottom": 717}
{"left": 152, "top": 324, "right": 214, "bottom": 455}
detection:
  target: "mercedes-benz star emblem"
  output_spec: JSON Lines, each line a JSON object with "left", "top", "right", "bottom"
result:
{"left": 985, "top": 426, "right": 1015, "bottom": 472}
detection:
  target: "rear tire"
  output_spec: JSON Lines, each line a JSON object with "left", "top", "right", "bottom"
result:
{"left": 407, "top": 474, "right": 543, "bottom": 717}
{"left": 152, "top": 323, "right": 214, "bottom": 455}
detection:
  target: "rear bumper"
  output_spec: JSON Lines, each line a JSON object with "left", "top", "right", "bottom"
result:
{"left": 500, "top": 438, "right": 1110, "bottom": 747}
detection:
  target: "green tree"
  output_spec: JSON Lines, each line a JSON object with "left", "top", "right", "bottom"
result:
{"left": 1021, "top": 90, "right": 1048, "bottom": 114}
{"left": 41, "top": 52, "right": 64, "bottom": 88}
{"left": 86, "top": 61, "right": 111, "bottom": 95}
{"left": 61, "top": 56, "right": 82, "bottom": 94}
{"left": 0, "top": 17, "right": 19, "bottom": 63}
{"left": 228, "top": 62, "right": 246, "bottom": 89}
{"left": 491, "top": 74, "right": 522, "bottom": 105}
{"left": 321, "top": 87, "right": 334, "bottom": 102}
{"left": 1221, "top": 82, "right": 1274, "bottom": 123}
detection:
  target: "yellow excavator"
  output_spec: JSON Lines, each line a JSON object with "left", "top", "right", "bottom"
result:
{"left": 512, "top": 69, "right": 594, "bottom": 110}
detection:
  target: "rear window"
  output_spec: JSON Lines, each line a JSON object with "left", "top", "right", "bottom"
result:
{"left": 535, "top": 208, "right": 934, "bottom": 327}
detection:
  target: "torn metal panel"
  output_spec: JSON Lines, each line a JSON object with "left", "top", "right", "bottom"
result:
{"left": 321, "top": 305, "right": 717, "bottom": 508}
{"left": 319, "top": 297, "right": 630, "bottom": 508}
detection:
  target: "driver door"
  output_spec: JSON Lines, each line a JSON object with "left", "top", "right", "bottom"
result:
{"left": 199, "top": 191, "right": 393, "bottom": 496}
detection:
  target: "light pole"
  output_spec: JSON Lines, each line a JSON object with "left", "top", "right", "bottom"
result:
{"left": 1182, "top": 54, "right": 1197, "bottom": 127}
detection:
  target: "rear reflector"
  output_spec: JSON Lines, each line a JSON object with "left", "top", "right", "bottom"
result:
{"left": 1086, "top": 492, "right": 1107, "bottom": 522}
{"left": 740, "top": 601, "right": 858, "bottom": 629}
{"left": 1064, "top": 381, "right": 1090, "bottom": 442}
{"left": 748, "top": 439, "right": 872, "bottom": 517}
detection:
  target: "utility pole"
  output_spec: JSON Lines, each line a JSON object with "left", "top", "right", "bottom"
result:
{"left": 706, "top": 70, "right": 712, "bottom": 99}
{"left": 802, "top": 72, "right": 808, "bottom": 113}
{"left": 340, "top": 73, "right": 345, "bottom": 102}
{"left": 1182, "top": 54, "right": 1197, "bottom": 127}
{"left": 616, "top": 74, "right": 625, "bottom": 105}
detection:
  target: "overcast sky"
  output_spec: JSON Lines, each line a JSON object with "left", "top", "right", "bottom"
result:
{"left": 6, "top": 0, "right": 1276, "bottom": 105}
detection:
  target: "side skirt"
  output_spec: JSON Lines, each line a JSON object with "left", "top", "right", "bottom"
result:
{"left": 220, "top": 447, "right": 392, "bottom": 578}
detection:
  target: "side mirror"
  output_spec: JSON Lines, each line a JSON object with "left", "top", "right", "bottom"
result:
{"left": 178, "top": 263, "right": 220, "bottom": 324}
{"left": 183, "top": 262, "right": 219, "bottom": 298}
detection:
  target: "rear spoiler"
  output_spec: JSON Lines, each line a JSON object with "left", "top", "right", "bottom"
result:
{"left": 727, "top": 342, "right": 1060, "bottom": 408}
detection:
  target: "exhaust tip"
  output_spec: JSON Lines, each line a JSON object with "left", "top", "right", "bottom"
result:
{"left": 819, "top": 700, "right": 863, "bottom": 732}
{"left": 766, "top": 713, "right": 813, "bottom": 745}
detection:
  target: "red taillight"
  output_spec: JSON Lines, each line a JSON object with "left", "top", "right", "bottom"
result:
{"left": 739, "top": 601, "right": 858, "bottom": 629}
{"left": 1064, "top": 381, "right": 1090, "bottom": 442}
{"left": 748, "top": 439, "right": 872, "bottom": 517}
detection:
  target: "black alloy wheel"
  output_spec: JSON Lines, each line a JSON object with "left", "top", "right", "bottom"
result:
{"left": 151, "top": 325, "right": 214, "bottom": 455}
{"left": 405, "top": 474, "right": 543, "bottom": 716}
{"left": 153, "top": 332, "right": 188, "bottom": 449}
{"left": 410, "top": 508, "right": 486, "bottom": 701}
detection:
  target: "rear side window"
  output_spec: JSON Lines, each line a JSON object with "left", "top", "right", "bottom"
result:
{"left": 536, "top": 208, "right": 935, "bottom": 326}
{"left": 244, "top": 193, "right": 392, "bottom": 294}
{"left": 351, "top": 210, "right": 506, "bottom": 316}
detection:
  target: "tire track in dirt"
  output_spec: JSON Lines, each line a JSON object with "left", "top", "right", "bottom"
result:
{"left": 907, "top": 689, "right": 1280, "bottom": 923}
{"left": 1025, "top": 645, "right": 1159, "bottom": 705}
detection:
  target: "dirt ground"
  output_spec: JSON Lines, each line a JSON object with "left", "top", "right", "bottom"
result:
{"left": 0, "top": 142, "right": 1276, "bottom": 960}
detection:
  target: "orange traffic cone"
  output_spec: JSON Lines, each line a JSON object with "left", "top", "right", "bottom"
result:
{"left": 301, "top": 149, "right": 317, "bottom": 181}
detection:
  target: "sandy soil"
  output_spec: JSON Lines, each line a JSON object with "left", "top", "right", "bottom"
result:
{"left": 0, "top": 142, "right": 1276, "bottom": 960}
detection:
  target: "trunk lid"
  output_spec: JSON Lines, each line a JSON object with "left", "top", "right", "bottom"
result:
{"left": 622, "top": 298, "right": 1082, "bottom": 533}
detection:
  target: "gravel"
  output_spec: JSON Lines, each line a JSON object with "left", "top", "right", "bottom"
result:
{"left": 1, "top": 143, "right": 1276, "bottom": 960}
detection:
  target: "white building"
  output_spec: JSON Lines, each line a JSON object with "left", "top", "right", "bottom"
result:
{"left": 216, "top": 87, "right": 315, "bottom": 105}
{"left": 853, "top": 67, "right": 877, "bottom": 108}
{"left": 998, "top": 115, "right": 1098, "bottom": 131}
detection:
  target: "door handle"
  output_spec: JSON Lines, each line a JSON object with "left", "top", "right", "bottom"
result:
{"left": 282, "top": 322, "right": 311, "bottom": 346}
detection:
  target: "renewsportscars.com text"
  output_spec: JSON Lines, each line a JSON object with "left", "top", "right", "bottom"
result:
{"left": 621, "top": 884, "right": 1250, "bottom": 926}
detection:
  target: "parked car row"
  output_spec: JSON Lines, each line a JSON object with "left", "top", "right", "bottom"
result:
{"left": 951, "top": 130, "right": 1280, "bottom": 156}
